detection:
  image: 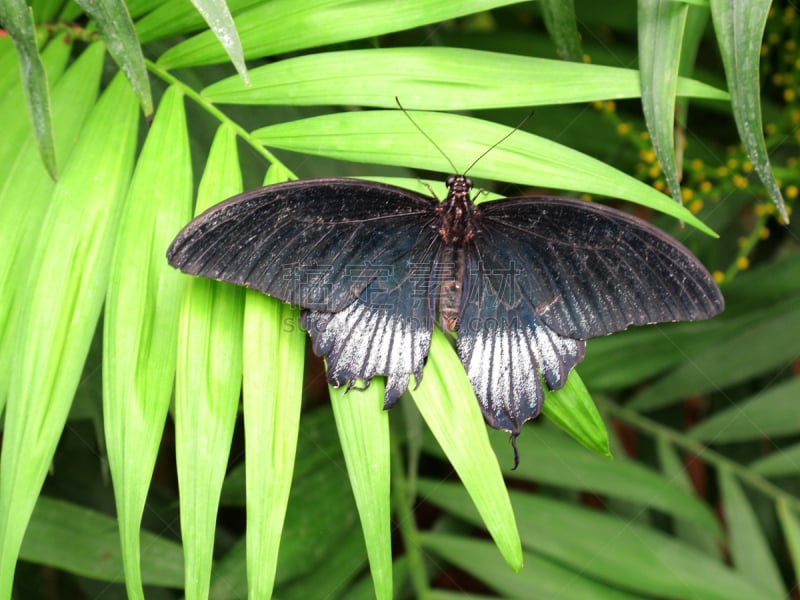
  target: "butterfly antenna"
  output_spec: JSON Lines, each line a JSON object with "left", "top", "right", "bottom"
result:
{"left": 462, "top": 109, "right": 535, "bottom": 176}
{"left": 395, "top": 97, "right": 460, "bottom": 174}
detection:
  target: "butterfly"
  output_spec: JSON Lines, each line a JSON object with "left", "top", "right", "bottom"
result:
{"left": 167, "top": 172, "right": 724, "bottom": 463}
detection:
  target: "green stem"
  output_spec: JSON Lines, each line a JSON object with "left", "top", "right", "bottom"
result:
{"left": 390, "top": 431, "right": 431, "bottom": 600}
{"left": 603, "top": 400, "right": 800, "bottom": 513}
{"left": 144, "top": 59, "right": 292, "bottom": 175}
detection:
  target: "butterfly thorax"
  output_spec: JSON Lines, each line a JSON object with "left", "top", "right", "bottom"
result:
{"left": 437, "top": 175, "right": 479, "bottom": 332}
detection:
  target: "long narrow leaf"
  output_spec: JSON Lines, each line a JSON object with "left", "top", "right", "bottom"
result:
{"left": 656, "top": 437, "right": 722, "bottom": 557}
{"left": 0, "top": 73, "right": 138, "bottom": 598}
{"left": 76, "top": 0, "right": 153, "bottom": 116}
{"left": 709, "top": 0, "right": 787, "bottom": 220}
{"left": 20, "top": 496, "right": 183, "bottom": 586}
{"left": 253, "top": 111, "right": 717, "bottom": 235}
{"left": 480, "top": 426, "right": 720, "bottom": 536}
{"left": 541, "top": 371, "right": 609, "bottom": 456}
{"left": 776, "top": 499, "right": 800, "bottom": 586}
{"left": 630, "top": 299, "right": 800, "bottom": 411}
{"left": 421, "top": 533, "right": 642, "bottom": 599}
{"left": 0, "top": 0, "right": 58, "bottom": 177}
{"left": 411, "top": 330, "right": 522, "bottom": 571}
{"left": 421, "top": 481, "right": 779, "bottom": 600}
{"left": 0, "top": 41, "right": 102, "bottom": 409}
{"left": 638, "top": 0, "right": 688, "bottom": 204}
{"left": 202, "top": 47, "right": 727, "bottom": 108}
{"left": 242, "top": 295, "right": 306, "bottom": 597}
{"left": 0, "top": 37, "right": 69, "bottom": 186}
{"left": 751, "top": 443, "right": 800, "bottom": 478}
{"left": 191, "top": 0, "right": 249, "bottom": 84}
{"left": 175, "top": 125, "right": 244, "bottom": 600}
{"left": 718, "top": 468, "right": 784, "bottom": 596}
{"left": 103, "top": 85, "right": 192, "bottom": 599}
{"left": 539, "top": 0, "right": 582, "bottom": 61}
{"left": 330, "top": 383, "right": 392, "bottom": 600}
{"left": 158, "top": 0, "right": 528, "bottom": 67}
{"left": 689, "top": 377, "right": 800, "bottom": 443}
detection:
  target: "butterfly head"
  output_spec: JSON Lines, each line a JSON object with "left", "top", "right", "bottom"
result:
{"left": 446, "top": 175, "right": 474, "bottom": 196}
{"left": 445, "top": 175, "right": 475, "bottom": 208}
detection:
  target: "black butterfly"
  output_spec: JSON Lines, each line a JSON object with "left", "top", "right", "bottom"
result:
{"left": 167, "top": 174, "right": 723, "bottom": 458}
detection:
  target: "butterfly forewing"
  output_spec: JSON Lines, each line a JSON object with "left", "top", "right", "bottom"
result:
{"left": 475, "top": 196, "right": 724, "bottom": 339}
{"left": 167, "top": 179, "right": 439, "bottom": 311}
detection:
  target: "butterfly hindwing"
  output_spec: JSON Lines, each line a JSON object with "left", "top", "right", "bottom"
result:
{"left": 456, "top": 249, "right": 586, "bottom": 435}
{"left": 476, "top": 196, "right": 724, "bottom": 339}
{"left": 167, "top": 178, "right": 439, "bottom": 311}
{"left": 302, "top": 231, "right": 441, "bottom": 407}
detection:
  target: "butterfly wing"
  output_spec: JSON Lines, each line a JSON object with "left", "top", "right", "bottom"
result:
{"left": 456, "top": 247, "right": 585, "bottom": 436}
{"left": 456, "top": 195, "right": 722, "bottom": 437}
{"left": 167, "top": 178, "right": 439, "bottom": 311}
{"left": 302, "top": 231, "right": 440, "bottom": 407}
{"left": 475, "top": 196, "right": 724, "bottom": 339}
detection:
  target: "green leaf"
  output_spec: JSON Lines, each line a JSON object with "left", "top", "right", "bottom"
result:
{"left": 0, "top": 72, "right": 138, "bottom": 599}
{"left": 213, "top": 408, "right": 363, "bottom": 595}
{"left": 689, "top": 377, "right": 800, "bottom": 443}
{"left": 718, "top": 468, "right": 785, "bottom": 597}
{"left": 76, "top": 0, "right": 154, "bottom": 116}
{"left": 191, "top": 0, "right": 249, "bottom": 84}
{"left": 480, "top": 425, "right": 720, "bottom": 536}
{"left": 776, "top": 499, "right": 800, "bottom": 586}
{"left": 629, "top": 298, "right": 800, "bottom": 411}
{"left": 750, "top": 443, "right": 800, "bottom": 478}
{"left": 539, "top": 0, "right": 583, "bottom": 62}
{"left": 0, "top": 41, "right": 103, "bottom": 410}
{"left": 541, "top": 370, "right": 610, "bottom": 456}
{"left": 0, "top": 0, "right": 58, "bottom": 178}
{"left": 242, "top": 294, "right": 306, "bottom": 598}
{"left": 708, "top": 0, "right": 787, "bottom": 221}
{"left": 136, "top": 0, "right": 269, "bottom": 43}
{"left": 253, "top": 110, "right": 717, "bottom": 235}
{"left": 421, "top": 533, "right": 642, "bottom": 599}
{"left": 410, "top": 330, "right": 522, "bottom": 571}
{"left": 203, "top": 46, "right": 728, "bottom": 109}
{"left": 330, "top": 382, "right": 392, "bottom": 600}
{"left": 638, "top": 0, "right": 688, "bottom": 204}
{"left": 275, "top": 530, "right": 369, "bottom": 598}
{"left": 421, "top": 481, "right": 779, "bottom": 600}
{"left": 0, "top": 36, "right": 70, "bottom": 187}
{"left": 158, "top": 0, "right": 528, "bottom": 67}
{"left": 175, "top": 125, "right": 244, "bottom": 600}
{"left": 656, "top": 437, "right": 722, "bottom": 557}
{"left": 581, "top": 319, "right": 727, "bottom": 391}
{"left": 21, "top": 496, "right": 183, "bottom": 586}
{"left": 103, "top": 84, "right": 191, "bottom": 599}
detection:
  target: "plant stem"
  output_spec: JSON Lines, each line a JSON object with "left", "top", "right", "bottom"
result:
{"left": 603, "top": 400, "right": 800, "bottom": 513}
{"left": 390, "top": 431, "right": 432, "bottom": 600}
{"left": 144, "top": 59, "right": 290, "bottom": 172}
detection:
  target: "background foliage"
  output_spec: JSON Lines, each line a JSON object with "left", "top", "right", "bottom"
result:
{"left": 1, "top": 0, "right": 799, "bottom": 598}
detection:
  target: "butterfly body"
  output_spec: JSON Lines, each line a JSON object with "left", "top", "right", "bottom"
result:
{"left": 434, "top": 176, "right": 479, "bottom": 332}
{"left": 167, "top": 175, "right": 723, "bottom": 446}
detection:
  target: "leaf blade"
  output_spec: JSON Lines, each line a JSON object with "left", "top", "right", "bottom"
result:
{"left": 76, "top": 0, "right": 154, "bottom": 116}
{"left": 0, "top": 0, "right": 58, "bottom": 177}
{"left": 103, "top": 84, "right": 192, "bottom": 599}
{"left": 708, "top": 0, "right": 787, "bottom": 220}
{"left": 175, "top": 125, "right": 244, "bottom": 600}
{"left": 638, "top": 0, "right": 688, "bottom": 204}
{"left": 202, "top": 46, "right": 729, "bottom": 108}
{"left": 0, "top": 72, "right": 139, "bottom": 598}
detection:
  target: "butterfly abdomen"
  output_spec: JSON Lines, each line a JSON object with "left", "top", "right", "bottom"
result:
{"left": 436, "top": 175, "right": 480, "bottom": 333}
